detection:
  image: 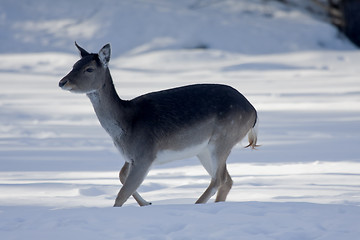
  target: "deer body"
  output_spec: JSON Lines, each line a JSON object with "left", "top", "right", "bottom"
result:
{"left": 59, "top": 43, "right": 258, "bottom": 207}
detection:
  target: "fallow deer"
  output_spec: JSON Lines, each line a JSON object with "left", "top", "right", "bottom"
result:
{"left": 59, "top": 43, "right": 258, "bottom": 207}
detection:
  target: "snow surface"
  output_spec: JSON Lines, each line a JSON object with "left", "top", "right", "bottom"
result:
{"left": 1, "top": 0, "right": 360, "bottom": 239}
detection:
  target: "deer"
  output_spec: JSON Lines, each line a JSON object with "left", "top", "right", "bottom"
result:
{"left": 59, "top": 42, "right": 259, "bottom": 207}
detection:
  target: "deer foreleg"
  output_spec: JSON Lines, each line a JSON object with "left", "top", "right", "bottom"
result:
{"left": 114, "top": 160, "right": 151, "bottom": 207}
{"left": 119, "top": 162, "right": 151, "bottom": 206}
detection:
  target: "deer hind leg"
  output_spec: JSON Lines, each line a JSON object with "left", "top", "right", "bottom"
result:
{"left": 195, "top": 146, "right": 230, "bottom": 204}
{"left": 215, "top": 165, "right": 233, "bottom": 202}
{"left": 195, "top": 177, "right": 220, "bottom": 204}
{"left": 118, "top": 162, "right": 151, "bottom": 207}
{"left": 196, "top": 140, "right": 234, "bottom": 204}
{"left": 196, "top": 148, "right": 217, "bottom": 203}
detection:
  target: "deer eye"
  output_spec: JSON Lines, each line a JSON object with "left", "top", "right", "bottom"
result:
{"left": 85, "top": 67, "right": 94, "bottom": 73}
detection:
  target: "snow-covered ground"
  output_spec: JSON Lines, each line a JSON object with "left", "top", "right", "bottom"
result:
{"left": 1, "top": 0, "right": 360, "bottom": 239}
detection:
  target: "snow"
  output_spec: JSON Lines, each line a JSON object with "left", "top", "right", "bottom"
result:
{"left": 1, "top": 0, "right": 360, "bottom": 239}
{"left": 1, "top": 203, "right": 360, "bottom": 240}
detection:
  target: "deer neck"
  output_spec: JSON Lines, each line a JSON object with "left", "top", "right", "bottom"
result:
{"left": 86, "top": 70, "right": 128, "bottom": 139}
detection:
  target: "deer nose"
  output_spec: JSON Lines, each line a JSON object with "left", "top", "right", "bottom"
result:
{"left": 59, "top": 78, "right": 68, "bottom": 88}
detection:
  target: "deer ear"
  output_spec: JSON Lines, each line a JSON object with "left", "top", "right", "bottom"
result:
{"left": 75, "top": 42, "right": 89, "bottom": 57}
{"left": 98, "top": 43, "right": 111, "bottom": 67}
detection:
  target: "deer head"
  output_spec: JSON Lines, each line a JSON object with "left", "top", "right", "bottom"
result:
{"left": 59, "top": 42, "right": 111, "bottom": 94}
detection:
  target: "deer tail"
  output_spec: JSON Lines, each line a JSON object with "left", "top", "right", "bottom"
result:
{"left": 245, "top": 114, "right": 259, "bottom": 149}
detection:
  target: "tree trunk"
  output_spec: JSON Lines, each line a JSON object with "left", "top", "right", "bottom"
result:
{"left": 342, "top": 0, "right": 360, "bottom": 47}
{"left": 328, "top": 0, "right": 360, "bottom": 47}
